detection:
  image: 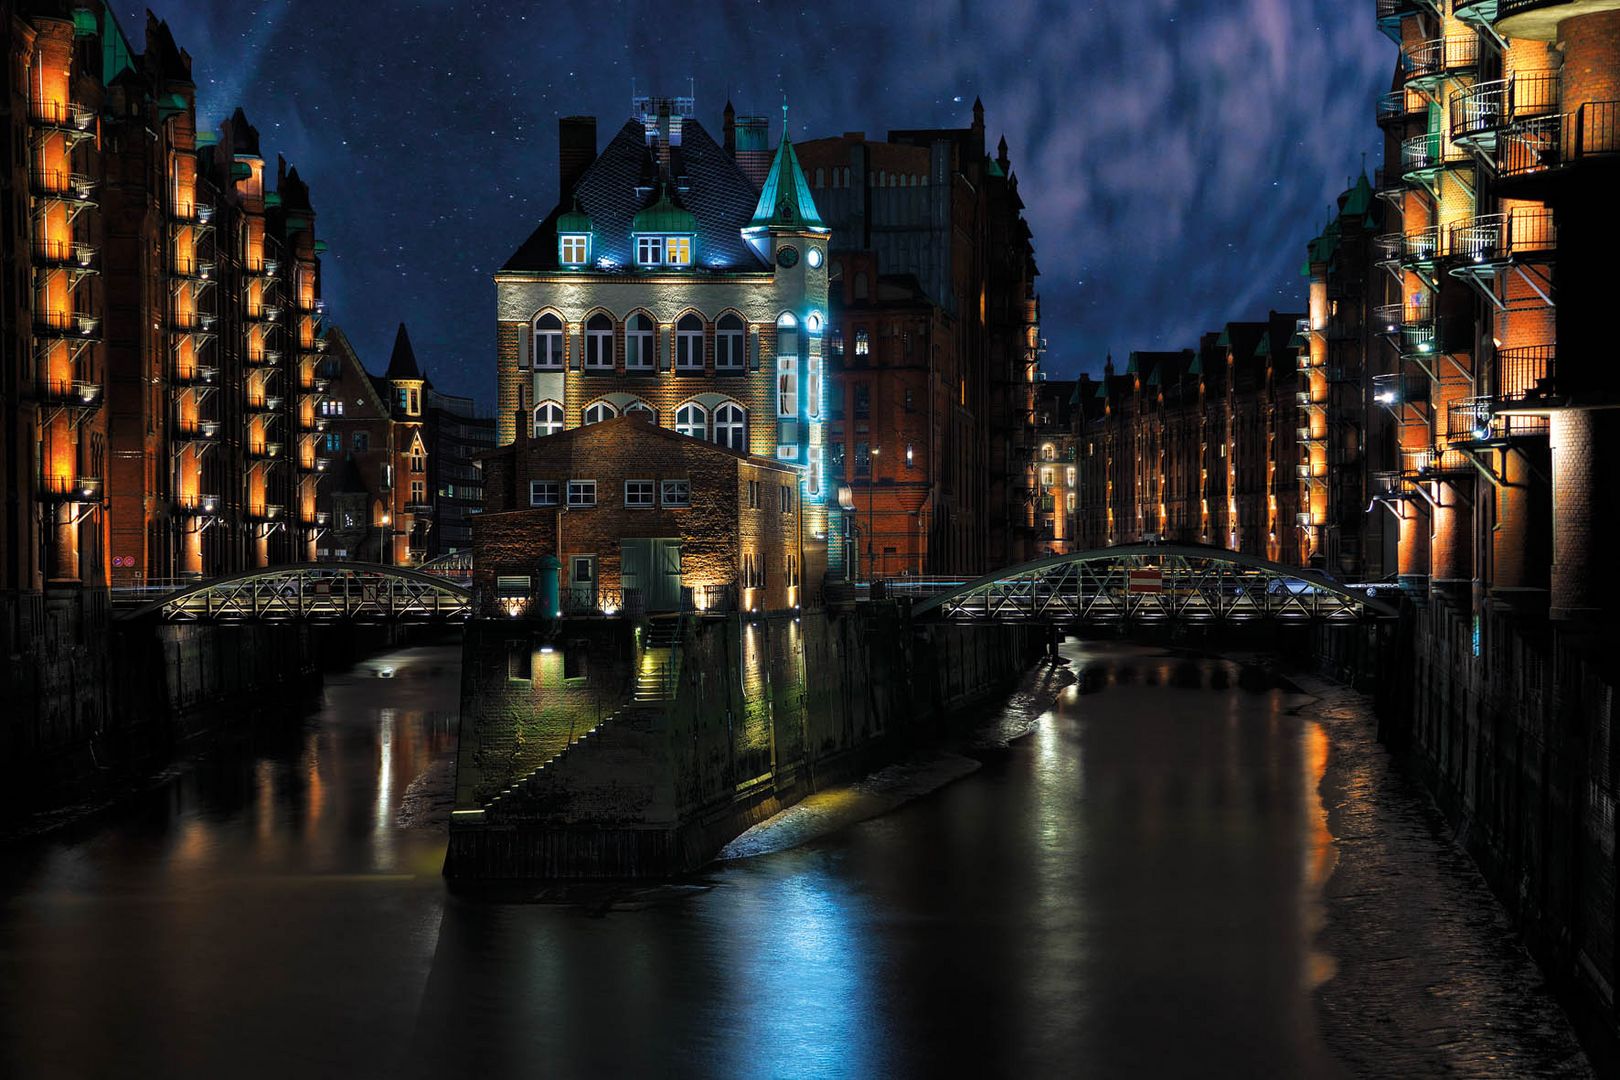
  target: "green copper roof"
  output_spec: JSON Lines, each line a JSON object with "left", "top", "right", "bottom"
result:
{"left": 557, "top": 205, "right": 593, "bottom": 233}
{"left": 633, "top": 186, "right": 696, "bottom": 234}
{"left": 986, "top": 156, "right": 1006, "bottom": 179}
{"left": 747, "top": 135, "right": 825, "bottom": 231}
{"left": 1341, "top": 171, "right": 1374, "bottom": 218}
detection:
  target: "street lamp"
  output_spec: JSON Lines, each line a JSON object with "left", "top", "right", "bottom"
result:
{"left": 380, "top": 513, "right": 391, "bottom": 565}
{"left": 867, "top": 446, "right": 880, "bottom": 582}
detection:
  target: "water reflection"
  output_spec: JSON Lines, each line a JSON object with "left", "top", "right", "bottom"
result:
{"left": 0, "top": 639, "right": 1589, "bottom": 1079}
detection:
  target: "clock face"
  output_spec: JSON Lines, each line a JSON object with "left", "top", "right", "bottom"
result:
{"left": 806, "top": 247, "right": 824, "bottom": 269}
{"left": 776, "top": 245, "right": 800, "bottom": 269}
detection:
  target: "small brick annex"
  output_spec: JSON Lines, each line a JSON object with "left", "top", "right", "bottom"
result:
{"left": 474, "top": 412, "right": 824, "bottom": 615}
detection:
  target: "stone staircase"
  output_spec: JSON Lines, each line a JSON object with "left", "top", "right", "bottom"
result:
{"left": 484, "top": 615, "right": 688, "bottom": 817}
{"left": 633, "top": 616, "right": 684, "bottom": 706}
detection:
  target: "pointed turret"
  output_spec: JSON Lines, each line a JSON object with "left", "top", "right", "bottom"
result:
{"left": 746, "top": 133, "right": 825, "bottom": 232}
{"left": 386, "top": 323, "right": 423, "bottom": 382}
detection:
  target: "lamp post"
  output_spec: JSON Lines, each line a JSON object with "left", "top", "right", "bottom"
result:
{"left": 380, "top": 512, "right": 391, "bottom": 566}
{"left": 867, "top": 446, "right": 880, "bottom": 582}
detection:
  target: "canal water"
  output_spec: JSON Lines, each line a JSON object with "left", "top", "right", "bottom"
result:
{"left": 0, "top": 640, "right": 1595, "bottom": 1079}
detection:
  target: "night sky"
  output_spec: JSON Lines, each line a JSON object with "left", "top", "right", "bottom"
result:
{"left": 116, "top": 1, "right": 1392, "bottom": 408}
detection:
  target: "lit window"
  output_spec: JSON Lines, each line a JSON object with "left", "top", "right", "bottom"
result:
{"left": 780, "top": 484, "right": 793, "bottom": 515}
{"left": 636, "top": 236, "right": 664, "bottom": 265}
{"left": 567, "top": 480, "right": 596, "bottom": 507}
{"left": 675, "top": 403, "right": 706, "bottom": 439}
{"left": 410, "top": 480, "right": 426, "bottom": 503}
{"left": 1067, "top": 467, "right": 1077, "bottom": 488}
{"left": 322, "top": 432, "right": 341, "bottom": 453}
{"left": 585, "top": 313, "right": 614, "bottom": 369}
{"left": 661, "top": 479, "right": 691, "bottom": 508}
{"left": 410, "top": 446, "right": 426, "bottom": 473}
{"left": 534, "top": 314, "right": 564, "bottom": 369}
{"left": 624, "top": 479, "right": 655, "bottom": 509}
{"left": 807, "top": 357, "right": 822, "bottom": 420}
{"left": 676, "top": 313, "right": 704, "bottom": 370}
{"left": 559, "top": 234, "right": 590, "bottom": 266}
{"left": 320, "top": 399, "right": 344, "bottom": 417}
{"left": 665, "top": 236, "right": 692, "bottom": 265}
{"left": 714, "top": 403, "right": 747, "bottom": 452}
{"left": 777, "top": 357, "right": 797, "bottom": 418}
{"left": 854, "top": 329, "right": 870, "bottom": 356}
{"left": 533, "top": 401, "right": 564, "bottom": 438}
{"left": 716, "top": 314, "right": 745, "bottom": 371}
{"left": 1041, "top": 468, "right": 1054, "bottom": 486}
{"left": 625, "top": 313, "right": 655, "bottom": 371}
{"left": 582, "top": 402, "right": 616, "bottom": 425}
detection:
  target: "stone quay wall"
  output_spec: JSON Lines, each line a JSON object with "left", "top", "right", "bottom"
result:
{"left": 446, "top": 605, "right": 1041, "bottom": 880}
{"left": 1372, "top": 598, "right": 1618, "bottom": 1073}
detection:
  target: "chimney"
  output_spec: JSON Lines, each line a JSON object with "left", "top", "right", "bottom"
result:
{"left": 723, "top": 100, "right": 736, "bottom": 155}
{"left": 734, "top": 115, "right": 772, "bottom": 189}
{"left": 558, "top": 116, "right": 598, "bottom": 199}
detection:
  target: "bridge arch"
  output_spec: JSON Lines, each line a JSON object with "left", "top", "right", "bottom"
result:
{"left": 117, "top": 562, "right": 472, "bottom": 623}
{"left": 906, "top": 544, "right": 1398, "bottom": 623}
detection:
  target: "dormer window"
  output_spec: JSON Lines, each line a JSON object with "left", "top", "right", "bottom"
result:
{"left": 634, "top": 234, "right": 695, "bottom": 267}
{"left": 559, "top": 234, "right": 590, "bottom": 266}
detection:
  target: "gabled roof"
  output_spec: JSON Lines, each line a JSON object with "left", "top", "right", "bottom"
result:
{"left": 502, "top": 118, "right": 765, "bottom": 273}
{"left": 747, "top": 134, "right": 826, "bottom": 231}
{"left": 385, "top": 323, "right": 423, "bottom": 382}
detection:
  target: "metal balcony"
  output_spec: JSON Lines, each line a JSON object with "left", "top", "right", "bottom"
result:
{"left": 1452, "top": 0, "right": 1499, "bottom": 27}
{"left": 246, "top": 503, "right": 286, "bottom": 522}
{"left": 1399, "top": 226, "right": 1442, "bottom": 268}
{"left": 1401, "top": 134, "right": 1472, "bottom": 182}
{"left": 34, "top": 239, "right": 97, "bottom": 271}
{"left": 246, "top": 349, "right": 282, "bottom": 368}
{"left": 171, "top": 258, "right": 216, "bottom": 281}
{"left": 1450, "top": 73, "right": 1559, "bottom": 149}
{"left": 1404, "top": 37, "right": 1480, "bottom": 88}
{"left": 1373, "top": 372, "right": 1429, "bottom": 407}
{"left": 29, "top": 169, "right": 98, "bottom": 205}
{"left": 1449, "top": 208, "right": 1557, "bottom": 266}
{"left": 1498, "top": 101, "right": 1620, "bottom": 183}
{"left": 40, "top": 475, "right": 103, "bottom": 502}
{"left": 1496, "top": 345, "right": 1556, "bottom": 404}
{"left": 177, "top": 419, "right": 221, "bottom": 443}
{"left": 1378, "top": 90, "right": 1422, "bottom": 128}
{"left": 177, "top": 493, "right": 221, "bottom": 516}
{"left": 247, "top": 395, "right": 284, "bottom": 414}
{"left": 172, "top": 364, "right": 218, "bottom": 388}
{"left": 37, "top": 376, "right": 103, "bottom": 409}
{"left": 1447, "top": 398, "right": 1496, "bottom": 444}
{"left": 28, "top": 99, "right": 96, "bottom": 135}
{"left": 34, "top": 311, "right": 100, "bottom": 340}
{"left": 248, "top": 441, "right": 284, "bottom": 460}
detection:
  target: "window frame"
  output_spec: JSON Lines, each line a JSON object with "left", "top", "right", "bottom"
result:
{"left": 636, "top": 235, "right": 665, "bottom": 266}
{"left": 530, "top": 480, "right": 561, "bottom": 507}
{"left": 715, "top": 315, "right": 746, "bottom": 371}
{"left": 566, "top": 480, "right": 597, "bottom": 508}
{"left": 661, "top": 479, "right": 691, "bottom": 508}
{"left": 623, "top": 479, "right": 655, "bottom": 510}
{"left": 533, "top": 314, "right": 565, "bottom": 370}
{"left": 582, "top": 402, "right": 616, "bottom": 426}
{"left": 533, "top": 400, "right": 565, "bottom": 438}
{"left": 559, "top": 234, "right": 590, "bottom": 266}
{"left": 675, "top": 403, "right": 706, "bottom": 440}
{"left": 624, "top": 312, "right": 655, "bottom": 372}
{"left": 714, "top": 402, "right": 747, "bottom": 452}
{"left": 584, "top": 314, "right": 615, "bottom": 369}
{"left": 675, "top": 314, "right": 704, "bottom": 371}
{"left": 664, "top": 235, "right": 692, "bottom": 265}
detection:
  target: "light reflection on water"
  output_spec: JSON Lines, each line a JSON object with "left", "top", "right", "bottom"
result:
{"left": 0, "top": 639, "right": 1586, "bottom": 1079}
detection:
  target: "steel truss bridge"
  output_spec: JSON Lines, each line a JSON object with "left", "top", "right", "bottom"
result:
{"left": 898, "top": 545, "right": 1399, "bottom": 624}
{"left": 116, "top": 562, "right": 472, "bottom": 623}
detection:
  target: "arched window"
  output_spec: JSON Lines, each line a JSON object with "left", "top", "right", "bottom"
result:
{"left": 533, "top": 401, "right": 564, "bottom": 438}
{"left": 776, "top": 314, "right": 799, "bottom": 419}
{"left": 625, "top": 312, "right": 655, "bottom": 371}
{"left": 582, "top": 401, "right": 617, "bottom": 425}
{"left": 585, "top": 313, "right": 614, "bottom": 369}
{"left": 623, "top": 400, "right": 656, "bottom": 422}
{"left": 533, "top": 313, "right": 564, "bottom": 370}
{"left": 715, "top": 314, "right": 745, "bottom": 372}
{"left": 675, "top": 403, "right": 706, "bottom": 439}
{"left": 675, "top": 313, "right": 704, "bottom": 371}
{"left": 714, "top": 403, "right": 747, "bottom": 452}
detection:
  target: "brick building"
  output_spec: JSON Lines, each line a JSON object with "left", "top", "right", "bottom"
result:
{"left": 1068, "top": 313, "right": 1304, "bottom": 563}
{"left": 2, "top": 4, "right": 331, "bottom": 601}
{"left": 423, "top": 386, "right": 495, "bottom": 559}
{"left": 798, "top": 102, "right": 1043, "bottom": 577}
{"left": 1032, "top": 379, "right": 1080, "bottom": 556}
{"left": 314, "top": 324, "right": 429, "bottom": 564}
{"left": 474, "top": 413, "right": 808, "bottom": 616}
{"left": 494, "top": 94, "right": 835, "bottom": 580}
